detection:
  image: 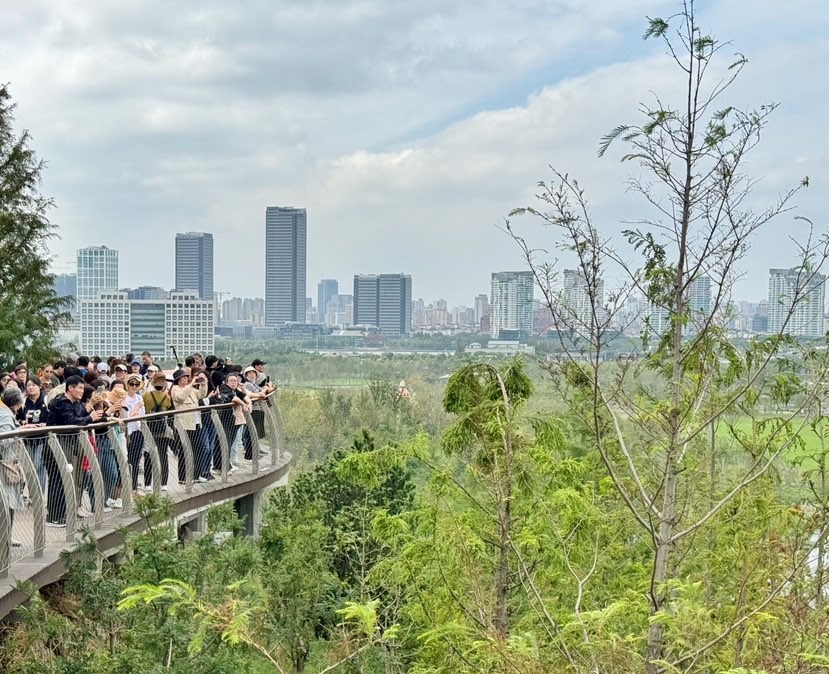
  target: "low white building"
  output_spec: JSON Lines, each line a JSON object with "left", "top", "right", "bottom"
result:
{"left": 79, "top": 291, "right": 214, "bottom": 357}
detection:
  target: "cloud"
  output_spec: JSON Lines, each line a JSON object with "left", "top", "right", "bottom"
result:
{"left": 0, "top": 0, "right": 826, "bottom": 306}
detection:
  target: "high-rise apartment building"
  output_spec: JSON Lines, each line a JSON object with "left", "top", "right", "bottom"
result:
{"left": 685, "top": 275, "right": 712, "bottom": 335}
{"left": 490, "top": 271, "right": 534, "bottom": 338}
{"left": 265, "top": 207, "right": 307, "bottom": 326}
{"left": 79, "top": 291, "right": 214, "bottom": 356}
{"left": 353, "top": 274, "right": 413, "bottom": 335}
{"left": 768, "top": 267, "right": 826, "bottom": 337}
{"left": 318, "top": 279, "right": 338, "bottom": 323}
{"left": 562, "top": 268, "right": 604, "bottom": 328}
{"left": 77, "top": 246, "right": 118, "bottom": 300}
{"left": 175, "top": 232, "right": 214, "bottom": 300}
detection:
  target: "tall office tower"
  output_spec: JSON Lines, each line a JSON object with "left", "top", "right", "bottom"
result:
{"left": 474, "top": 294, "right": 489, "bottom": 324}
{"left": 265, "top": 207, "right": 307, "bottom": 326}
{"left": 77, "top": 246, "right": 118, "bottom": 300}
{"left": 563, "top": 268, "right": 605, "bottom": 327}
{"left": 685, "top": 275, "right": 712, "bottom": 335}
{"left": 489, "top": 271, "right": 534, "bottom": 338}
{"left": 318, "top": 279, "right": 339, "bottom": 323}
{"left": 53, "top": 273, "right": 77, "bottom": 301}
{"left": 175, "top": 232, "right": 214, "bottom": 300}
{"left": 353, "top": 274, "right": 413, "bottom": 335}
{"left": 768, "top": 267, "right": 827, "bottom": 336}
{"left": 353, "top": 275, "right": 379, "bottom": 327}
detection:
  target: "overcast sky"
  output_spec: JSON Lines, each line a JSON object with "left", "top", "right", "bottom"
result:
{"left": 2, "top": 0, "right": 827, "bottom": 306}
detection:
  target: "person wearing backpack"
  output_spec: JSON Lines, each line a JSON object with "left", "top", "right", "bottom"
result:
{"left": 142, "top": 372, "right": 174, "bottom": 490}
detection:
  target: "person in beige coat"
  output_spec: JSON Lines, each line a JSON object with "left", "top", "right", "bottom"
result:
{"left": 170, "top": 369, "right": 208, "bottom": 482}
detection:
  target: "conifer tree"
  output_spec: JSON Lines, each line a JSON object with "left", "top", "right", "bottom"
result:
{"left": 0, "top": 84, "right": 69, "bottom": 367}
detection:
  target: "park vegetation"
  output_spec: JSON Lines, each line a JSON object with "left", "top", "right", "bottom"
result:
{"left": 2, "top": 2, "right": 829, "bottom": 672}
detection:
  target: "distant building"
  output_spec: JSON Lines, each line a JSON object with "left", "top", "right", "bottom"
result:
{"left": 467, "top": 340, "right": 535, "bottom": 356}
{"left": 353, "top": 273, "right": 413, "bottom": 336}
{"left": 318, "top": 279, "right": 339, "bottom": 324}
{"left": 122, "top": 286, "right": 167, "bottom": 300}
{"left": 490, "top": 271, "right": 533, "bottom": 339}
{"left": 768, "top": 267, "right": 826, "bottom": 337}
{"left": 53, "top": 273, "right": 77, "bottom": 302}
{"left": 685, "top": 275, "right": 712, "bottom": 335}
{"left": 474, "top": 294, "right": 489, "bottom": 326}
{"left": 77, "top": 246, "right": 118, "bottom": 300}
{"left": 175, "top": 232, "right": 214, "bottom": 300}
{"left": 79, "top": 291, "right": 214, "bottom": 357}
{"left": 265, "top": 207, "right": 307, "bottom": 326}
{"left": 53, "top": 272, "right": 77, "bottom": 315}
{"left": 648, "top": 303, "right": 671, "bottom": 336}
{"left": 562, "top": 269, "right": 604, "bottom": 328}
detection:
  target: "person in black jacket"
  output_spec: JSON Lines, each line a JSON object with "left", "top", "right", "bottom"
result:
{"left": 44, "top": 375, "right": 104, "bottom": 526}
{"left": 21, "top": 375, "right": 48, "bottom": 491}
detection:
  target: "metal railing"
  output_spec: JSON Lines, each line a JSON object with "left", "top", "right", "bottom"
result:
{"left": 0, "top": 390, "right": 286, "bottom": 576}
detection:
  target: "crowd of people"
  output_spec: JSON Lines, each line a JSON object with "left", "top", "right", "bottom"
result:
{"left": 0, "top": 351, "right": 275, "bottom": 537}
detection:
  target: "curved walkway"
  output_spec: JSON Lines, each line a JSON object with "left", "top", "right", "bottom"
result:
{"left": 0, "top": 392, "right": 292, "bottom": 619}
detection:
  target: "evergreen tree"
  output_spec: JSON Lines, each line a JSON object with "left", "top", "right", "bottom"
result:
{"left": 0, "top": 84, "right": 69, "bottom": 368}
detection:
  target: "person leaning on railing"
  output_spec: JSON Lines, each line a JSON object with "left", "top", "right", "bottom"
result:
{"left": 170, "top": 369, "right": 208, "bottom": 482}
{"left": 243, "top": 366, "right": 273, "bottom": 457}
{"left": 0, "top": 387, "right": 26, "bottom": 547}
{"left": 88, "top": 379, "right": 123, "bottom": 511}
{"left": 124, "top": 374, "right": 146, "bottom": 492}
{"left": 45, "top": 375, "right": 104, "bottom": 527}
{"left": 20, "top": 375, "right": 48, "bottom": 492}
{"left": 143, "top": 372, "right": 175, "bottom": 490}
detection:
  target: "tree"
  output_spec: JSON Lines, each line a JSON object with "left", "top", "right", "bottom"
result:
{"left": 0, "top": 84, "right": 69, "bottom": 368}
{"left": 508, "top": 2, "right": 829, "bottom": 671}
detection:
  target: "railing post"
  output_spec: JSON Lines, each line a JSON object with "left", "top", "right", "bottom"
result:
{"left": 261, "top": 398, "right": 282, "bottom": 465}
{"left": 0, "top": 477, "right": 10, "bottom": 577}
{"left": 210, "top": 410, "right": 230, "bottom": 483}
{"left": 76, "top": 431, "right": 105, "bottom": 529}
{"left": 47, "top": 434, "right": 77, "bottom": 540}
{"left": 139, "top": 421, "right": 163, "bottom": 497}
{"left": 243, "top": 409, "right": 261, "bottom": 474}
{"left": 107, "top": 426, "right": 132, "bottom": 512}
{"left": 172, "top": 417, "right": 194, "bottom": 493}
{"left": 14, "top": 438, "right": 45, "bottom": 557}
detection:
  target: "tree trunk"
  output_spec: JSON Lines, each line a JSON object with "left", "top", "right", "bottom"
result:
{"left": 646, "top": 466, "right": 678, "bottom": 672}
{"left": 494, "top": 482, "right": 511, "bottom": 638}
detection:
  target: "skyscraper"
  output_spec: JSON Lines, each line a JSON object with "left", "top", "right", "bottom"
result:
{"left": 265, "top": 207, "right": 307, "bottom": 326}
{"left": 474, "top": 294, "right": 489, "bottom": 324}
{"left": 77, "top": 246, "right": 118, "bottom": 300}
{"left": 175, "top": 232, "right": 214, "bottom": 300}
{"left": 768, "top": 267, "right": 826, "bottom": 337}
{"left": 490, "top": 271, "right": 533, "bottom": 338}
{"left": 563, "top": 268, "right": 604, "bottom": 327}
{"left": 318, "top": 279, "right": 338, "bottom": 323}
{"left": 353, "top": 273, "right": 413, "bottom": 335}
{"left": 685, "top": 275, "right": 712, "bottom": 335}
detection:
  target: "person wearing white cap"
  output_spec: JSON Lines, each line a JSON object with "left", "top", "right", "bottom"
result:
{"left": 96, "top": 361, "right": 112, "bottom": 384}
{"left": 243, "top": 366, "right": 273, "bottom": 450}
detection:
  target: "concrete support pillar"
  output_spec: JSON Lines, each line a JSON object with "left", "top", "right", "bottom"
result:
{"left": 234, "top": 490, "right": 263, "bottom": 538}
{"left": 179, "top": 513, "right": 208, "bottom": 542}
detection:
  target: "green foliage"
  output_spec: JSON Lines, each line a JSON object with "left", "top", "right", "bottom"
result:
{"left": 0, "top": 84, "right": 70, "bottom": 368}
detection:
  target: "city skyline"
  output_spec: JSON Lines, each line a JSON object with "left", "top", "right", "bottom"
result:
{"left": 5, "top": 2, "right": 823, "bottom": 306}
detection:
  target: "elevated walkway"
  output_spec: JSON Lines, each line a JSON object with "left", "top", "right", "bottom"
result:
{"left": 0, "top": 391, "right": 291, "bottom": 619}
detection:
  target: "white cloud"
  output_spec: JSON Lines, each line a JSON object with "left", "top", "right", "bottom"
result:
{"left": 0, "top": 0, "right": 826, "bottom": 305}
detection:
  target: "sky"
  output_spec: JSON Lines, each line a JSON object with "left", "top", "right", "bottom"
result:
{"left": 2, "top": 0, "right": 827, "bottom": 307}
